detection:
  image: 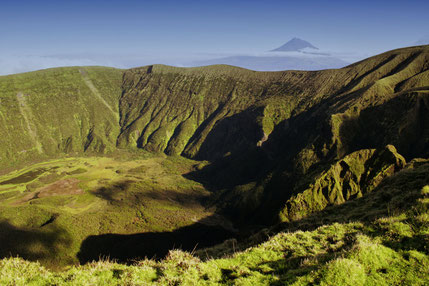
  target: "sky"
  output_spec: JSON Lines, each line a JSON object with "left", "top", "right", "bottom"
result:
{"left": 0, "top": 0, "right": 428, "bottom": 75}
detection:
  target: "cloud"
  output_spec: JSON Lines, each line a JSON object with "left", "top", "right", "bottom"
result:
{"left": 0, "top": 55, "right": 102, "bottom": 76}
{"left": 0, "top": 48, "right": 372, "bottom": 76}
{"left": 0, "top": 53, "right": 199, "bottom": 75}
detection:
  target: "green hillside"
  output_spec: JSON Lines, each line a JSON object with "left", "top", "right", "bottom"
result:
{"left": 0, "top": 45, "right": 428, "bottom": 284}
{"left": 0, "top": 67, "right": 122, "bottom": 170}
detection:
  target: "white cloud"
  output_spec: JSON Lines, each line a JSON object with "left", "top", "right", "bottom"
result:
{"left": 0, "top": 48, "right": 373, "bottom": 76}
{"left": 0, "top": 53, "right": 200, "bottom": 75}
{"left": 0, "top": 55, "right": 101, "bottom": 76}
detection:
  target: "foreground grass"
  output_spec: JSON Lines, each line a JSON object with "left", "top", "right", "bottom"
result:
{"left": 1, "top": 181, "right": 428, "bottom": 285}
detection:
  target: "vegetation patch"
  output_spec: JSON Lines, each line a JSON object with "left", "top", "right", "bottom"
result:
{"left": 0, "top": 154, "right": 230, "bottom": 269}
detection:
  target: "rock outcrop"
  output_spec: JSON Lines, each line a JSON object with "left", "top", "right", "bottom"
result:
{"left": 281, "top": 145, "right": 406, "bottom": 221}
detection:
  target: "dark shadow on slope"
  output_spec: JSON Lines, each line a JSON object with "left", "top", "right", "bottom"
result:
{"left": 212, "top": 162, "right": 429, "bottom": 258}
{"left": 0, "top": 220, "right": 72, "bottom": 262}
{"left": 91, "top": 179, "right": 212, "bottom": 209}
{"left": 82, "top": 178, "right": 237, "bottom": 264}
{"left": 77, "top": 215, "right": 236, "bottom": 264}
{"left": 183, "top": 147, "right": 277, "bottom": 230}
{"left": 225, "top": 162, "right": 429, "bottom": 285}
{"left": 185, "top": 148, "right": 271, "bottom": 190}
{"left": 182, "top": 97, "right": 339, "bottom": 227}
{"left": 184, "top": 93, "right": 342, "bottom": 225}
{"left": 177, "top": 106, "right": 282, "bottom": 227}
{"left": 182, "top": 102, "right": 228, "bottom": 156}
{"left": 184, "top": 83, "right": 429, "bottom": 231}
{"left": 277, "top": 163, "right": 429, "bottom": 232}
{"left": 192, "top": 106, "right": 265, "bottom": 161}
{"left": 211, "top": 162, "right": 429, "bottom": 285}
{"left": 339, "top": 90, "right": 429, "bottom": 160}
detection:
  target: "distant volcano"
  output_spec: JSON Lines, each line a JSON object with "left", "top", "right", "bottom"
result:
{"left": 271, "top": 37, "right": 318, "bottom": 52}
{"left": 187, "top": 37, "right": 348, "bottom": 71}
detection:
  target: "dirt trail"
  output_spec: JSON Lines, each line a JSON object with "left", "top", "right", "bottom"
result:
{"left": 16, "top": 93, "right": 43, "bottom": 154}
{"left": 79, "top": 69, "right": 119, "bottom": 120}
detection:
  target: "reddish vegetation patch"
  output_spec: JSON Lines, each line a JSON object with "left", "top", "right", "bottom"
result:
{"left": 14, "top": 178, "right": 84, "bottom": 204}
{"left": 37, "top": 178, "right": 84, "bottom": 197}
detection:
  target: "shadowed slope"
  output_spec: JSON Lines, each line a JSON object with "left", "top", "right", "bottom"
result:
{"left": 117, "top": 46, "right": 429, "bottom": 163}
{"left": 113, "top": 46, "right": 429, "bottom": 225}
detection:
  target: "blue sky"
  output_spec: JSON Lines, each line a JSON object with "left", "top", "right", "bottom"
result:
{"left": 0, "top": 0, "right": 428, "bottom": 74}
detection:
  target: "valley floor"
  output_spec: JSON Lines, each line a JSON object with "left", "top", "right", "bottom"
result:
{"left": 0, "top": 152, "right": 233, "bottom": 269}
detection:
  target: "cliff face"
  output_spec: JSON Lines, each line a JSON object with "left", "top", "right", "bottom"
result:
{"left": 0, "top": 46, "right": 428, "bottom": 224}
{"left": 116, "top": 65, "right": 269, "bottom": 160}
{"left": 116, "top": 47, "right": 429, "bottom": 164}
{"left": 115, "top": 65, "right": 353, "bottom": 161}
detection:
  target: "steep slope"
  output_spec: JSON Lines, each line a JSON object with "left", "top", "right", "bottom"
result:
{"left": 117, "top": 65, "right": 273, "bottom": 160}
{"left": 0, "top": 67, "right": 123, "bottom": 170}
{"left": 118, "top": 46, "right": 429, "bottom": 162}
{"left": 1, "top": 46, "right": 427, "bottom": 224}
{"left": 256, "top": 46, "right": 429, "bottom": 223}
{"left": 116, "top": 64, "right": 349, "bottom": 159}
{"left": 114, "top": 46, "right": 429, "bottom": 224}
{"left": 280, "top": 145, "right": 406, "bottom": 221}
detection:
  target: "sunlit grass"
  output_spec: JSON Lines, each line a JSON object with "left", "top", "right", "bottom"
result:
{"left": 0, "top": 154, "right": 213, "bottom": 269}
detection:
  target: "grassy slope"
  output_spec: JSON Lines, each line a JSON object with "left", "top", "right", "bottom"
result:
{"left": 114, "top": 46, "right": 429, "bottom": 226}
{"left": 183, "top": 46, "right": 429, "bottom": 224}
{"left": 117, "top": 46, "right": 429, "bottom": 161}
{"left": 0, "top": 66, "right": 123, "bottom": 170}
{"left": 1, "top": 160, "right": 428, "bottom": 285}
